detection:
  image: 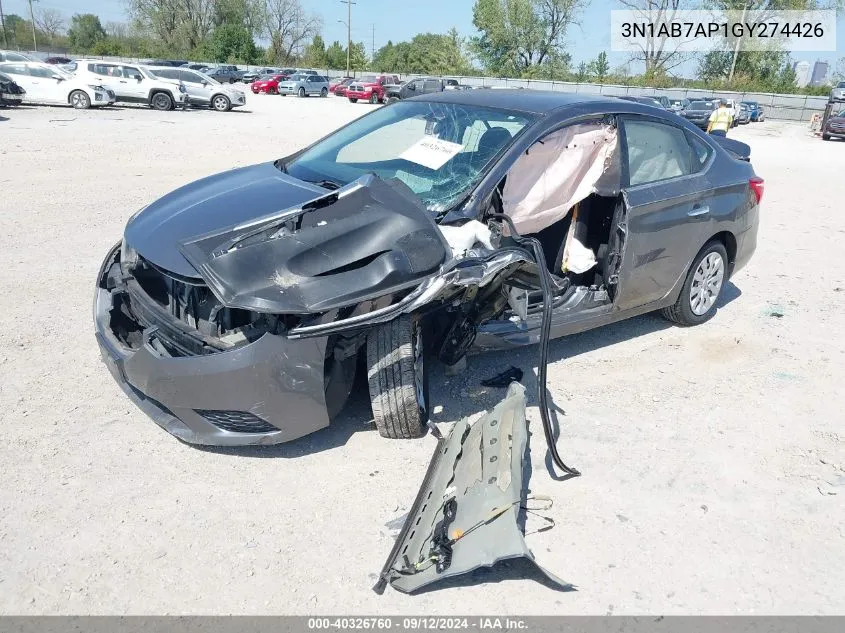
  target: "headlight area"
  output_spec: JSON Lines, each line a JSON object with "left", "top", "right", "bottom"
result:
{"left": 98, "top": 245, "right": 302, "bottom": 358}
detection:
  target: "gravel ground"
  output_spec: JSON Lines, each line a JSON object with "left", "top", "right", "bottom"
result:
{"left": 1, "top": 94, "right": 843, "bottom": 615}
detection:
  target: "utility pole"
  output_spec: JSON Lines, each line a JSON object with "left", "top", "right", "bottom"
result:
{"left": 371, "top": 24, "right": 375, "bottom": 62}
{"left": 27, "top": 0, "right": 37, "bottom": 51}
{"left": 340, "top": 0, "right": 356, "bottom": 77}
{"left": 728, "top": 3, "right": 750, "bottom": 82}
{"left": 0, "top": 0, "right": 7, "bottom": 48}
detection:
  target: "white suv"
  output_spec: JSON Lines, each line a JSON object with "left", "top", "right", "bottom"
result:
{"left": 0, "top": 61, "right": 112, "bottom": 108}
{"left": 147, "top": 66, "right": 246, "bottom": 111}
{"left": 68, "top": 60, "right": 187, "bottom": 110}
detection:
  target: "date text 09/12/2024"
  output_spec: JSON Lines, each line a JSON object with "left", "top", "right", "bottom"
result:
{"left": 307, "top": 617, "right": 529, "bottom": 630}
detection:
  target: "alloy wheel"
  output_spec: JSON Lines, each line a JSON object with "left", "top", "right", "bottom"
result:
{"left": 689, "top": 252, "right": 725, "bottom": 316}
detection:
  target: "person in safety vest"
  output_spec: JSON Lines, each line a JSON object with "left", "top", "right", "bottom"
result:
{"left": 707, "top": 99, "right": 733, "bottom": 137}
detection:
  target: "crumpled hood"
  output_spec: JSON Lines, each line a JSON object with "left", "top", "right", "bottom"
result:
{"left": 124, "top": 163, "right": 325, "bottom": 277}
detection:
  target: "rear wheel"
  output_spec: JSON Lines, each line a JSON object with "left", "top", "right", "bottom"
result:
{"left": 661, "top": 241, "right": 728, "bottom": 326}
{"left": 366, "top": 315, "right": 428, "bottom": 439}
{"left": 151, "top": 92, "right": 173, "bottom": 111}
{"left": 69, "top": 90, "right": 90, "bottom": 109}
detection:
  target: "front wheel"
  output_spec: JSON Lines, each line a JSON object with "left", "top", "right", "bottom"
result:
{"left": 298, "top": 87, "right": 306, "bottom": 98}
{"left": 211, "top": 94, "right": 231, "bottom": 112}
{"left": 366, "top": 315, "right": 429, "bottom": 439}
{"left": 348, "top": 97, "right": 358, "bottom": 103}
{"left": 320, "top": 87, "right": 328, "bottom": 97}
{"left": 661, "top": 241, "right": 728, "bottom": 326}
{"left": 151, "top": 92, "right": 173, "bottom": 111}
{"left": 69, "top": 90, "right": 90, "bottom": 109}
{"left": 823, "top": 133, "right": 831, "bottom": 140}
{"left": 369, "top": 92, "right": 379, "bottom": 104}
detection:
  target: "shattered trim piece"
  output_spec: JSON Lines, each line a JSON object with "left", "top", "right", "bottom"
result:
{"left": 374, "top": 382, "right": 567, "bottom": 594}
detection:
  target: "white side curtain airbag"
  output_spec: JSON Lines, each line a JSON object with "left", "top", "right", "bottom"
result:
{"left": 501, "top": 124, "right": 617, "bottom": 235}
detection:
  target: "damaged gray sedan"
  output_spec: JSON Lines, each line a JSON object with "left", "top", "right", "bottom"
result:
{"left": 94, "top": 91, "right": 762, "bottom": 446}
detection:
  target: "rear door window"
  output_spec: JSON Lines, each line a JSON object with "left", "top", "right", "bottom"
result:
{"left": 623, "top": 119, "right": 693, "bottom": 186}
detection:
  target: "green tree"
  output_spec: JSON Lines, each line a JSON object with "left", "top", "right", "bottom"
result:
{"left": 325, "top": 40, "right": 346, "bottom": 69}
{"left": 304, "top": 34, "right": 327, "bottom": 68}
{"left": 67, "top": 13, "right": 106, "bottom": 51}
{"left": 200, "top": 23, "right": 259, "bottom": 63}
{"left": 349, "top": 41, "right": 367, "bottom": 70}
{"left": 589, "top": 51, "right": 609, "bottom": 82}
{"left": 470, "top": 0, "right": 584, "bottom": 77}
{"left": 575, "top": 61, "right": 589, "bottom": 82}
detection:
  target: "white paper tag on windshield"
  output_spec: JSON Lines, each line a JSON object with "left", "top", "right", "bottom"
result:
{"left": 400, "top": 137, "right": 464, "bottom": 170}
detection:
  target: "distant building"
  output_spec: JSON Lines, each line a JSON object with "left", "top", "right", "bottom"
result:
{"left": 793, "top": 61, "right": 810, "bottom": 88}
{"left": 810, "top": 60, "right": 829, "bottom": 87}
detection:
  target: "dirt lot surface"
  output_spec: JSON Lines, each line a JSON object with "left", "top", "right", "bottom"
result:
{"left": 1, "top": 94, "right": 843, "bottom": 615}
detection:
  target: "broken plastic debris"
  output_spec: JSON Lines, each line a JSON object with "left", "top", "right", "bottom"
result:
{"left": 438, "top": 220, "right": 494, "bottom": 257}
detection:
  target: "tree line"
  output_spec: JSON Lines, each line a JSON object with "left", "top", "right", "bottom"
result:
{"left": 0, "top": 0, "right": 840, "bottom": 96}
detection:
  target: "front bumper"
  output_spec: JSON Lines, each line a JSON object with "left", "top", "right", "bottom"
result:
{"left": 1, "top": 91, "right": 23, "bottom": 103}
{"left": 345, "top": 89, "right": 374, "bottom": 100}
{"left": 278, "top": 84, "right": 299, "bottom": 94}
{"left": 825, "top": 125, "right": 845, "bottom": 138}
{"left": 93, "top": 244, "right": 336, "bottom": 446}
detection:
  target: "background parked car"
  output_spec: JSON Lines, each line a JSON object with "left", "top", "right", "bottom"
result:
{"left": 681, "top": 99, "right": 718, "bottom": 129}
{"left": 669, "top": 98, "right": 690, "bottom": 113}
{"left": 204, "top": 65, "right": 244, "bottom": 84}
{"left": 329, "top": 77, "right": 353, "bottom": 96}
{"left": 0, "top": 62, "right": 111, "bottom": 109}
{"left": 829, "top": 82, "right": 845, "bottom": 103}
{"left": 0, "top": 71, "right": 25, "bottom": 106}
{"left": 250, "top": 73, "right": 288, "bottom": 94}
{"left": 641, "top": 94, "right": 671, "bottom": 109}
{"left": 345, "top": 74, "right": 401, "bottom": 104}
{"left": 278, "top": 73, "right": 329, "bottom": 97}
{"left": 822, "top": 108, "right": 845, "bottom": 140}
{"left": 149, "top": 66, "right": 245, "bottom": 111}
{"left": 618, "top": 95, "right": 668, "bottom": 109}
{"left": 241, "top": 67, "right": 281, "bottom": 83}
{"left": 735, "top": 103, "right": 751, "bottom": 125}
{"left": 44, "top": 56, "right": 72, "bottom": 65}
{"left": 68, "top": 60, "right": 187, "bottom": 110}
{"left": 741, "top": 101, "right": 764, "bottom": 122}
{"left": 444, "top": 78, "right": 471, "bottom": 90}
{"left": 384, "top": 77, "right": 444, "bottom": 103}
{"left": 0, "top": 50, "right": 33, "bottom": 62}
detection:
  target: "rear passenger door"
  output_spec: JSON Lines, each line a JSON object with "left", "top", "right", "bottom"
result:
{"left": 178, "top": 69, "right": 211, "bottom": 104}
{"left": 613, "top": 117, "right": 712, "bottom": 311}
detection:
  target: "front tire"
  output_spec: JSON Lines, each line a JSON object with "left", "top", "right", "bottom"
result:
{"left": 211, "top": 94, "right": 231, "bottom": 112}
{"left": 366, "top": 315, "right": 429, "bottom": 439}
{"left": 661, "top": 241, "right": 728, "bottom": 326}
{"left": 151, "top": 92, "right": 173, "bottom": 111}
{"left": 298, "top": 87, "right": 306, "bottom": 98}
{"left": 823, "top": 133, "right": 831, "bottom": 140}
{"left": 69, "top": 90, "right": 91, "bottom": 109}
{"left": 349, "top": 97, "right": 358, "bottom": 103}
{"left": 320, "top": 87, "right": 328, "bottom": 97}
{"left": 369, "top": 92, "right": 379, "bottom": 104}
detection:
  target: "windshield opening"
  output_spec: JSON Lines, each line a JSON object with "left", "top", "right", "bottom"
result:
{"left": 284, "top": 101, "right": 534, "bottom": 214}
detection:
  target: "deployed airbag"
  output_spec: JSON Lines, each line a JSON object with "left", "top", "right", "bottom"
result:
{"left": 502, "top": 124, "right": 617, "bottom": 235}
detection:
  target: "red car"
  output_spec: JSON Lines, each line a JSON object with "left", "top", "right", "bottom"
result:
{"left": 250, "top": 73, "right": 288, "bottom": 95}
{"left": 329, "top": 77, "right": 353, "bottom": 96}
{"left": 345, "top": 74, "right": 400, "bottom": 104}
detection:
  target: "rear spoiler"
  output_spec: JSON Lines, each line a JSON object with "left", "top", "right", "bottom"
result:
{"left": 711, "top": 136, "right": 751, "bottom": 161}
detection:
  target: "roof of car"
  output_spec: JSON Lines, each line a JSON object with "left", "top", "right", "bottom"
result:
{"left": 410, "top": 89, "right": 618, "bottom": 114}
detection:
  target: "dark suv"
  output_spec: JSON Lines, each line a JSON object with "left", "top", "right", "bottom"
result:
{"left": 385, "top": 77, "right": 444, "bottom": 103}
{"left": 205, "top": 65, "right": 243, "bottom": 84}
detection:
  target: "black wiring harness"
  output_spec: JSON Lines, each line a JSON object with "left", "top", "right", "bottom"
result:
{"left": 487, "top": 213, "right": 581, "bottom": 478}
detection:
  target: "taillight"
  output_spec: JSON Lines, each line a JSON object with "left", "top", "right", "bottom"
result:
{"left": 749, "top": 176, "right": 764, "bottom": 204}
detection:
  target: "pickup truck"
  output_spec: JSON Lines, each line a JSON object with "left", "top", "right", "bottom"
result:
{"left": 345, "top": 74, "right": 401, "bottom": 104}
{"left": 204, "top": 65, "right": 244, "bottom": 84}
